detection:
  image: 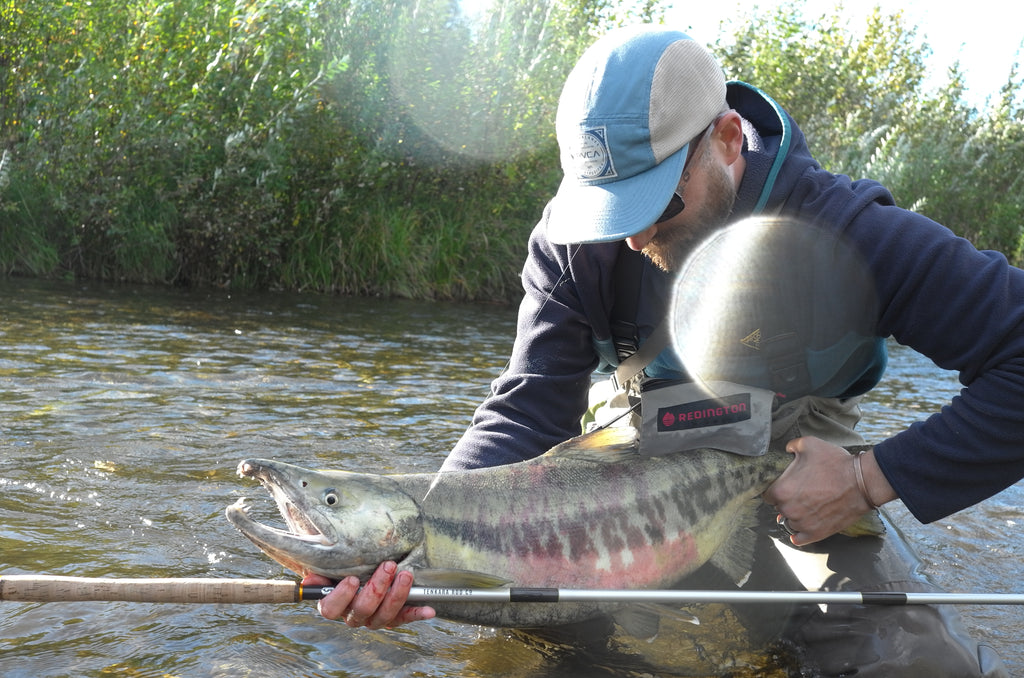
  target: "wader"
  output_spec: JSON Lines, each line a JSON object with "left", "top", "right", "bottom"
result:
{"left": 585, "top": 381, "right": 1008, "bottom": 676}
{"left": 588, "top": 239, "right": 1007, "bottom": 676}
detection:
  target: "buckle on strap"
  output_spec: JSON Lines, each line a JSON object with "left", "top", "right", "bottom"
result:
{"left": 611, "top": 319, "right": 670, "bottom": 391}
{"left": 761, "top": 331, "right": 811, "bottom": 398}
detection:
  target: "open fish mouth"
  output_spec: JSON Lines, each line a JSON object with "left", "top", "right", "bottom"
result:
{"left": 226, "top": 497, "right": 331, "bottom": 545}
{"left": 229, "top": 460, "right": 335, "bottom": 546}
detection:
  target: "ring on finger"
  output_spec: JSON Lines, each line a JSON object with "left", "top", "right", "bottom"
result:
{"left": 777, "top": 514, "right": 796, "bottom": 536}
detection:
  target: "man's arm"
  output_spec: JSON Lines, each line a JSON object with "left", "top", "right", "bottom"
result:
{"left": 442, "top": 222, "right": 620, "bottom": 470}
{"left": 850, "top": 204, "right": 1024, "bottom": 523}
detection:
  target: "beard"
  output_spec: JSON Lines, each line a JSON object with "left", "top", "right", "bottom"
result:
{"left": 643, "top": 156, "right": 737, "bottom": 272}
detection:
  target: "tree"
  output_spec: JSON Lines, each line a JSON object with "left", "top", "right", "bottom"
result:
{"left": 717, "top": 4, "right": 929, "bottom": 176}
{"left": 716, "top": 1, "right": 1024, "bottom": 264}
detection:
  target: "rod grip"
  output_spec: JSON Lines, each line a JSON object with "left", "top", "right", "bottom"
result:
{"left": 0, "top": 575, "right": 302, "bottom": 604}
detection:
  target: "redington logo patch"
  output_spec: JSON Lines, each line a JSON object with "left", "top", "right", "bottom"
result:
{"left": 657, "top": 393, "right": 752, "bottom": 432}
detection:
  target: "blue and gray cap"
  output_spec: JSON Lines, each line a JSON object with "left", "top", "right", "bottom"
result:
{"left": 547, "top": 26, "right": 728, "bottom": 245}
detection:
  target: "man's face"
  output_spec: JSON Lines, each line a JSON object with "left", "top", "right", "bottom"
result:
{"left": 640, "top": 141, "right": 737, "bottom": 272}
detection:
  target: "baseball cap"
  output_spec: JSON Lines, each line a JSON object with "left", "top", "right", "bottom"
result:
{"left": 547, "top": 25, "right": 728, "bottom": 245}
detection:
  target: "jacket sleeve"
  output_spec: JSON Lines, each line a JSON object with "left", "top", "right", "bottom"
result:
{"left": 441, "top": 212, "right": 620, "bottom": 471}
{"left": 844, "top": 199, "right": 1024, "bottom": 523}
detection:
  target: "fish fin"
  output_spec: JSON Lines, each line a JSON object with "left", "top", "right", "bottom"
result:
{"left": 412, "top": 568, "right": 512, "bottom": 589}
{"left": 636, "top": 602, "right": 701, "bottom": 626}
{"left": 613, "top": 606, "right": 661, "bottom": 639}
{"left": 614, "top": 603, "right": 700, "bottom": 639}
{"left": 540, "top": 427, "right": 639, "bottom": 463}
{"left": 839, "top": 510, "right": 886, "bottom": 538}
{"left": 709, "top": 498, "right": 759, "bottom": 585}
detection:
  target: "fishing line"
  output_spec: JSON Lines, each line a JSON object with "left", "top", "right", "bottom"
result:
{"left": 592, "top": 399, "right": 641, "bottom": 431}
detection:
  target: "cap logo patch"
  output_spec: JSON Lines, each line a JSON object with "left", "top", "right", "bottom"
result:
{"left": 571, "top": 127, "right": 617, "bottom": 181}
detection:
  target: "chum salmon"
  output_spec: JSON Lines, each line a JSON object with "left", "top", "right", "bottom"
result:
{"left": 225, "top": 426, "right": 881, "bottom": 630}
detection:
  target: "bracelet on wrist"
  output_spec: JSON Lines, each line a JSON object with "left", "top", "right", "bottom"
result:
{"left": 853, "top": 450, "right": 880, "bottom": 510}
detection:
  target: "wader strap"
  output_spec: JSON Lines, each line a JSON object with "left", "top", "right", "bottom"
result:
{"left": 609, "top": 245, "right": 661, "bottom": 390}
{"left": 609, "top": 246, "right": 646, "bottom": 363}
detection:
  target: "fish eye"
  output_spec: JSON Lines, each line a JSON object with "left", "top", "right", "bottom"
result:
{"left": 324, "top": 490, "right": 340, "bottom": 506}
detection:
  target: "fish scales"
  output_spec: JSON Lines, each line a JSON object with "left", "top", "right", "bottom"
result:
{"left": 418, "top": 452, "right": 739, "bottom": 584}
{"left": 226, "top": 427, "right": 797, "bottom": 628}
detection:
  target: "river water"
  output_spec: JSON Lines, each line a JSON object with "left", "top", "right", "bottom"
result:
{"left": 0, "top": 277, "right": 1020, "bottom": 677}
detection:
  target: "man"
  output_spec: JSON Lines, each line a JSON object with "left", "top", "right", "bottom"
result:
{"left": 308, "top": 25, "right": 1021, "bottom": 674}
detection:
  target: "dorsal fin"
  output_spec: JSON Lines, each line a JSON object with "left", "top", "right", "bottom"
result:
{"left": 838, "top": 509, "right": 886, "bottom": 538}
{"left": 539, "top": 427, "right": 639, "bottom": 463}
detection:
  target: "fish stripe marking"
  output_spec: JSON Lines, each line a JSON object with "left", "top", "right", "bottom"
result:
{"left": 421, "top": 452, "right": 780, "bottom": 590}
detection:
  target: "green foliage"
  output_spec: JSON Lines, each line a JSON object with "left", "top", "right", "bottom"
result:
{"left": 2, "top": 0, "right": 1023, "bottom": 296}
{"left": 719, "top": 4, "right": 933, "bottom": 175}
{"left": 921, "top": 73, "right": 1024, "bottom": 258}
{"left": 2, "top": 0, "right": 652, "bottom": 298}
{"left": 716, "top": 2, "right": 1024, "bottom": 264}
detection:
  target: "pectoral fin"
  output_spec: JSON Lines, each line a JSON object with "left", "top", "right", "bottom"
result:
{"left": 614, "top": 603, "right": 700, "bottom": 639}
{"left": 709, "top": 497, "right": 759, "bottom": 585}
{"left": 412, "top": 568, "right": 512, "bottom": 588}
{"left": 613, "top": 606, "right": 662, "bottom": 639}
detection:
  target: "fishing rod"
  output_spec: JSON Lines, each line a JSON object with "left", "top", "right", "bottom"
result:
{"left": 407, "top": 586, "right": 1024, "bottom": 607}
{"left": 3, "top": 575, "right": 1024, "bottom": 606}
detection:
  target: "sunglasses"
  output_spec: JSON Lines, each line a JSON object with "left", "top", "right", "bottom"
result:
{"left": 655, "top": 191, "right": 686, "bottom": 224}
{"left": 655, "top": 123, "right": 715, "bottom": 223}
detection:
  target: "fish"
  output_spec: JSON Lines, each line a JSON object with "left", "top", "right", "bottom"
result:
{"left": 225, "top": 426, "right": 882, "bottom": 630}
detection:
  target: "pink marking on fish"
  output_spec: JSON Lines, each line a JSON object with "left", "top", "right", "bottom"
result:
{"left": 499, "top": 530, "right": 700, "bottom": 589}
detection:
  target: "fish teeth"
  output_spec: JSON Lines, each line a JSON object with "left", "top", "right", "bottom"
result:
{"left": 237, "top": 461, "right": 255, "bottom": 478}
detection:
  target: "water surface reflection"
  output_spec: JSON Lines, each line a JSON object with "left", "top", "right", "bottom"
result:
{"left": 0, "top": 278, "right": 1020, "bottom": 676}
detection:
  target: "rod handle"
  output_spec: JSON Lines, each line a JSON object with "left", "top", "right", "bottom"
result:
{"left": 0, "top": 575, "right": 310, "bottom": 604}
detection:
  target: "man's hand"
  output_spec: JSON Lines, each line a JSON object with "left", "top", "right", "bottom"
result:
{"left": 303, "top": 561, "right": 436, "bottom": 629}
{"left": 763, "top": 436, "right": 897, "bottom": 546}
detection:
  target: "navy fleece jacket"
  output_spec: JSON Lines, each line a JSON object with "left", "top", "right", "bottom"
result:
{"left": 443, "top": 82, "right": 1024, "bottom": 525}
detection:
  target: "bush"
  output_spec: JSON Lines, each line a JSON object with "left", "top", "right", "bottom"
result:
{"left": 2, "top": 0, "right": 1021, "bottom": 294}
